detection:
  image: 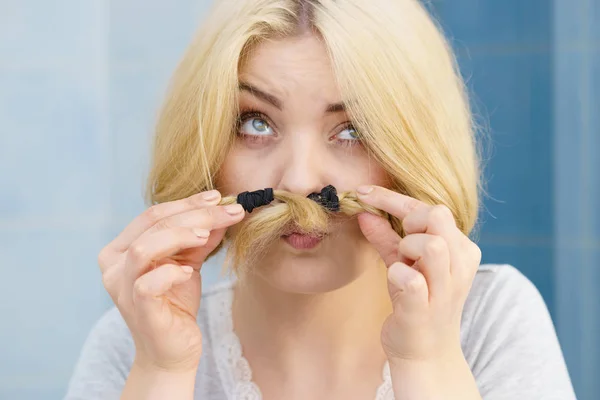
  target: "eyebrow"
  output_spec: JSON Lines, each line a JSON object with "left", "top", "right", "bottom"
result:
{"left": 238, "top": 81, "right": 347, "bottom": 114}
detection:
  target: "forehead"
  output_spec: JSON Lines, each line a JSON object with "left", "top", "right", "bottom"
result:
{"left": 239, "top": 34, "right": 342, "bottom": 102}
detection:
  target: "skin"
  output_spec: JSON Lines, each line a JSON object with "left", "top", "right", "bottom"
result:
{"left": 103, "top": 33, "right": 483, "bottom": 400}
{"left": 219, "top": 33, "right": 393, "bottom": 399}
{"left": 219, "top": 33, "right": 391, "bottom": 294}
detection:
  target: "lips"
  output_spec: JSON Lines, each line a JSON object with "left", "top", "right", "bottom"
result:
{"left": 282, "top": 232, "right": 324, "bottom": 249}
{"left": 280, "top": 225, "right": 326, "bottom": 250}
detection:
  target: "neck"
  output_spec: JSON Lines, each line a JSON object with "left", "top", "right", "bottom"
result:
{"left": 232, "top": 261, "right": 392, "bottom": 391}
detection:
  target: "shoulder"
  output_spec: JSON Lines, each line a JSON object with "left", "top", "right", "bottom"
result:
{"left": 467, "top": 263, "right": 542, "bottom": 308}
{"left": 64, "top": 307, "right": 134, "bottom": 399}
{"left": 82, "top": 306, "right": 134, "bottom": 353}
{"left": 461, "top": 265, "right": 576, "bottom": 398}
{"left": 81, "top": 306, "right": 135, "bottom": 364}
{"left": 97, "top": 305, "right": 132, "bottom": 331}
{"left": 463, "top": 263, "right": 548, "bottom": 338}
{"left": 465, "top": 263, "right": 546, "bottom": 320}
{"left": 470, "top": 263, "right": 537, "bottom": 294}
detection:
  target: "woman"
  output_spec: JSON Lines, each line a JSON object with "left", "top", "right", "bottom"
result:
{"left": 66, "top": 0, "right": 576, "bottom": 399}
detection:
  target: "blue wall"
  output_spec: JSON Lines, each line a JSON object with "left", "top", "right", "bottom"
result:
{"left": 0, "top": 0, "right": 597, "bottom": 398}
{"left": 429, "top": 1, "right": 600, "bottom": 397}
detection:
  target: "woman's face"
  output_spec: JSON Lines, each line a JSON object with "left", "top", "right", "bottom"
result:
{"left": 219, "top": 33, "right": 389, "bottom": 293}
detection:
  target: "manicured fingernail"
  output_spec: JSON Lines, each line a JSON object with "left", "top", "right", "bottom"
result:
{"left": 356, "top": 185, "right": 374, "bottom": 195}
{"left": 181, "top": 266, "right": 194, "bottom": 274}
{"left": 202, "top": 190, "right": 220, "bottom": 201}
{"left": 225, "top": 204, "right": 244, "bottom": 215}
{"left": 193, "top": 228, "right": 210, "bottom": 238}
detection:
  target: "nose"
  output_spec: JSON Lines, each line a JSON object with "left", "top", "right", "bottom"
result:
{"left": 277, "top": 135, "right": 328, "bottom": 197}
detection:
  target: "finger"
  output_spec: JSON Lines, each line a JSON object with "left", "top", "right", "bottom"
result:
{"left": 98, "top": 245, "right": 119, "bottom": 274}
{"left": 101, "top": 253, "right": 127, "bottom": 302}
{"left": 105, "top": 227, "right": 226, "bottom": 306}
{"left": 402, "top": 205, "right": 469, "bottom": 282}
{"left": 125, "top": 227, "right": 210, "bottom": 290}
{"left": 387, "top": 262, "right": 429, "bottom": 314}
{"left": 398, "top": 234, "right": 450, "bottom": 298}
{"left": 169, "top": 227, "right": 228, "bottom": 267}
{"left": 357, "top": 212, "right": 409, "bottom": 267}
{"left": 138, "top": 204, "right": 245, "bottom": 242}
{"left": 356, "top": 185, "right": 428, "bottom": 220}
{"left": 133, "top": 264, "right": 200, "bottom": 328}
{"left": 133, "top": 264, "right": 194, "bottom": 298}
{"left": 454, "top": 239, "right": 483, "bottom": 283}
{"left": 402, "top": 204, "right": 457, "bottom": 236}
{"left": 109, "top": 190, "right": 223, "bottom": 253}
{"left": 198, "top": 227, "right": 227, "bottom": 259}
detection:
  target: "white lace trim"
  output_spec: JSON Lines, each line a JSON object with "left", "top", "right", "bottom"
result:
{"left": 208, "top": 281, "right": 393, "bottom": 400}
{"left": 375, "top": 361, "right": 394, "bottom": 400}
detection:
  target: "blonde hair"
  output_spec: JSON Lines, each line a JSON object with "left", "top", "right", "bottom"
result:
{"left": 218, "top": 189, "right": 401, "bottom": 270}
{"left": 146, "top": 0, "right": 482, "bottom": 271}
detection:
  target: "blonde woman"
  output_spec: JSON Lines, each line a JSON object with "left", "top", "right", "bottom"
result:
{"left": 66, "top": 0, "right": 576, "bottom": 399}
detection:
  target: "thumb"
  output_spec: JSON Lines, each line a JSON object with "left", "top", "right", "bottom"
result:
{"left": 204, "top": 227, "right": 227, "bottom": 253}
{"left": 358, "top": 212, "right": 407, "bottom": 267}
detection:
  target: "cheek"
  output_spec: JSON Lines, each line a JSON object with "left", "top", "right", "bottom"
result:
{"left": 366, "top": 158, "right": 390, "bottom": 186}
{"left": 335, "top": 150, "right": 390, "bottom": 189}
{"left": 217, "top": 146, "right": 249, "bottom": 194}
{"left": 217, "top": 144, "right": 276, "bottom": 194}
{"left": 330, "top": 219, "right": 382, "bottom": 267}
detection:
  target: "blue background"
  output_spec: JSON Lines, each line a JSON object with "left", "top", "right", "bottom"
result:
{"left": 0, "top": 0, "right": 598, "bottom": 398}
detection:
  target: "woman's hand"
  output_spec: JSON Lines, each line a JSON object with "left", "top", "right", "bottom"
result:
{"left": 356, "top": 185, "right": 482, "bottom": 399}
{"left": 98, "top": 190, "right": 245, "bottom": 373}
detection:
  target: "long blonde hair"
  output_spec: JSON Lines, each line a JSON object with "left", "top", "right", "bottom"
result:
{"left": 146, "top": 0, "right": 482, "bottom": 271}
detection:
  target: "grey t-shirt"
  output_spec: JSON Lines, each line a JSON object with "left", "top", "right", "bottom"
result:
{"left": 64, "top": 264, "right": 577, "bottom": 399}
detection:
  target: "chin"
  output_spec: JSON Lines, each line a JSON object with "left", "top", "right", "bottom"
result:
{"left": 252, "top": 237, "right": 374, "bottom": 294}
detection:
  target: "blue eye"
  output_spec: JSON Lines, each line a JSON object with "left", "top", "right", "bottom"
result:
{"left": 336, "top": 126, "right": 360, "bottom": 141}
{"left": 240, "top": 116, "right": 273, "bottom": 136}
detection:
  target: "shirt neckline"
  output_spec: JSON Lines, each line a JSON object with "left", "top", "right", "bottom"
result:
{"left": 207, "top": 281, "right": 394, "bottom": 399}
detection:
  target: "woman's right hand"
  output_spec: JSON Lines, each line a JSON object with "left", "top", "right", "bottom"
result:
{"left": 98, "top": 189, "right": 245, "bottom": 373}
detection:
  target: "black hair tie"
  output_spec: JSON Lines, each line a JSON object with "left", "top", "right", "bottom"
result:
{"left": 237, "top": 188, "right": 275, "bottom": 213}
{"left": 307, "top": 185, "right": 340, "bottom": 212}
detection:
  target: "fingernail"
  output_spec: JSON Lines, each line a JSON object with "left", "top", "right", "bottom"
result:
{"left": 202, "top": 190, "right": 220, "bottom": 201}
{"left": 356, "top": 185, "right": 374, "bottom": 195}
{"left": 225, "top": 204, "right": 244, "bottom": 215}
{"left": 193, "top": 228, "right": 210, "bottom": 238}
{"left": 181, "top": 266, "right": 194, "bottom": 274}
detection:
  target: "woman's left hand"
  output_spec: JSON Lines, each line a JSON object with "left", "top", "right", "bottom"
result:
{"left": 356, "top": 185, "right": 482, "bottom": 364}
